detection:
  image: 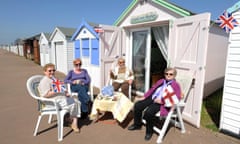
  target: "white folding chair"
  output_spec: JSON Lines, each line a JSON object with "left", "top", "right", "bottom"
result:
{"left": 142, "top": 71, "right": 195, "bottom": 144}
{"left": 26, "top": 75, "right": 74, "bottom": 141}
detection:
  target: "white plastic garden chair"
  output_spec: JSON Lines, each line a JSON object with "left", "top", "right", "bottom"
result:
{"left": 108, "top": 78, "right": 132, "bottom": 100}
{"left": 67, "top": 82, "right": 94, "bottom": 101}
{"left": 26, "top": 75, "right": 79, "bottom": 141}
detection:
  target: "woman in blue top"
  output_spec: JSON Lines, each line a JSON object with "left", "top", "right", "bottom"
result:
{"left": 64, "top": 58, "right": 91, "bottom": 118}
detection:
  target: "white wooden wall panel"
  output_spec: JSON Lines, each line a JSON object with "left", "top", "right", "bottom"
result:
{"left": 222, "top": 112, "right": 240, "bottom": 122}
{"left": 224, "top": 87, "right": 240, "bottom": 94}
{"left": 66, "top": 42, "right": 74, "bottom": 73}
{"left": 225, "top": 67, "right": 240, "bottom": 74}
{"left": 227, "top": 54, "right": 240, "bottom": 61}
{"left": 223, "top": 105, "right": 240, "bottom": 115}
{"left": 229, "top": 32, "right": 240, "bottom": 41}
{"left": 221, "top": 123, "right": 240, "bottom": 134}
{"left": 223, "top": 99, "right": 240, "bottom": 108}
{"left": 225, "top": 91, "right": 240, "bottom": 102}
{"left": 224, "top": 80, "right": 240, "bottom": 88}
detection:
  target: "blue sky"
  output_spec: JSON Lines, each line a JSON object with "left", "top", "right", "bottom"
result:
{"left": 0, "top": 0, "right": 238, "bottom": 44}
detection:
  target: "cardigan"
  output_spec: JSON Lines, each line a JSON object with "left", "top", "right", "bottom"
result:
{"left": 111, "top": 66, "right": 134, "bottom": 83}
{"left": 144, "top": 78, "right": 181, "bottom": 116}
{"left": 64, "top": 69, "right": 90, "bottom": 85}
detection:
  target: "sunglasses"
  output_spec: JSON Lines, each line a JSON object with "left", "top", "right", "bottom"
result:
{"left": 165, "top": 72, "right": 174, "bottom": 76}
{"left": 48, "top": 69, "right": 56, "bottom": 72}
{"left": 119, "top": 61, "right": 125, "bottom": 64}
{"left": 74, "top": 63, "right": 81, "bottom": 67}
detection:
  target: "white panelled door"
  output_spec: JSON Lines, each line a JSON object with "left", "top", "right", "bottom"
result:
{"left": 168, "top": 13, "right": 211, "bottom": 127}
{"left": 99, "top": 25, "right": 123, "bottom": 88}
{"left": 55, "top": 42, "right": 64, "bottom": 73}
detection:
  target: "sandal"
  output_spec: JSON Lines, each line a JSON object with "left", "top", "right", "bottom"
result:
{"left": 71, "top": 124, "right": 80, "bottom": 133}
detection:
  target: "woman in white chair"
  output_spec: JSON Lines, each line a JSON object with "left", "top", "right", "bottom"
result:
{"left": 38, "top": 63, "right": 80, "bottom": 132}
{"left": 64, "top": 58, "right": 91, "bottom": 119}
{"left": 110, "top": 57, "right": 134, "bottom": 97}
{"left": 128, "top": 67, "right": 181, "bottom": 141}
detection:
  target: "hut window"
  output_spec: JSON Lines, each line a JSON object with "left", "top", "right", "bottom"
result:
{"left": 91, "top": 39, "right": 99, "bottom": 65}
{"left": 82, "top": 39, "right": 90, "bottom": 56}
{"left": 74, "top": 40, "right": 80, "bottom": 58}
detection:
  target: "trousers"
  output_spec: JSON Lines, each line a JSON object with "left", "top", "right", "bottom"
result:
{"left": 71, "top": 84, "right": 90, "bottom": 113}
{"left": 133, "top": 96, "right": 160, "bottom": 134}
{"left": 112, "top": 81, "right": 129, "bottom": 97}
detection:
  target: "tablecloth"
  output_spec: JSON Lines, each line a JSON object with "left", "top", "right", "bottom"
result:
{"left": 90, "top": 92, "right": 133, "bottom": 123}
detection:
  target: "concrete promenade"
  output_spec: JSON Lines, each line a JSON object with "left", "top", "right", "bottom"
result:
{"left": 0, "top": 49, "right": 239, "bottom": 144}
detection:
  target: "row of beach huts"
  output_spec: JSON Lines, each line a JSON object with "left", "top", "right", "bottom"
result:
{"left": 1, "top": 0, "right": 240, "bottom": 137}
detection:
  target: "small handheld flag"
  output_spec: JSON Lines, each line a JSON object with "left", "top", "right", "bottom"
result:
{"left": 52, "top": 77, "right": 66, "bottom": 93}
{"left": 215, "top": 11, "right": 238, "bottom": 33}
{"left": 163, "top": 85, "right": 179, "bottom": 107}
{"left": 94, "top": 27, "right": 104, "bottom": 33}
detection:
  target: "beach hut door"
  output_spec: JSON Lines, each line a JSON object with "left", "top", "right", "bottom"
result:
{"left": 99, "top": 25, "right": 123, "bottom": 88}
{"left": 168, "top": 13, "right": 210, "bottom": 127}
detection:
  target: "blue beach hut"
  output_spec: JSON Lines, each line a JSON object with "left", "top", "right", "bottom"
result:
{"left": 71, "top": 20, "right": 101, "bottom": 88}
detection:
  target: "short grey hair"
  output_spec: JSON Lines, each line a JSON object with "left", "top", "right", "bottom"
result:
{"left": 164, "top": 67, "right": 177, "bottom": 76}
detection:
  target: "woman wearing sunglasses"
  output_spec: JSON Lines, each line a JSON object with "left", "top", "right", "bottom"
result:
{"left": 38, "top": 63, "right": 80, "bottom": 132}
{"left": 128, "top": 67, "right": 181, "bottom": 141}
{"left": 64, "top": 58, "right": 91, "bottom": 119}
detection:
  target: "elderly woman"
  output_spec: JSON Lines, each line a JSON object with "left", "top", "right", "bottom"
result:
{"left": 38, "top": 63, "right": 80, "bottom": 132}
{"left": 64, "top": 58, "right": 91, "bottom": 119}
{"left": 128, "top": 67, "right": 181, "bottom": 141}
{"left": 110, "top": 57, "right": 134, "bottom": 97}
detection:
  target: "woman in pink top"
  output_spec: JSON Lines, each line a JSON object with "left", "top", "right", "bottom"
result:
{"left": 128, "top": 67, "right": 181, "bottom": 141}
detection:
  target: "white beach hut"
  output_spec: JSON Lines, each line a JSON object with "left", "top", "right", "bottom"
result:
{"left": 39, "top": 32, "right": 51, "bottom": 67}
{"left": 97, "top": 0, "right": 228, "bottom": 127}
{"left": 49, "top": 27, "right": 76, "bottom": 74}
{"left": 9, "top": 44, "right": 24, "bottom": 56}
{"left": 220, "top": 9, "right": 240, "bottom": 136}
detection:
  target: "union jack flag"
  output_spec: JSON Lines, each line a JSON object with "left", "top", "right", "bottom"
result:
{"left": 52, "top": 77, "right": 66, "bottom": 93}
{"left": 163, "top": 85, "right": 179, "bottom": 107}
{"left": 215, "top": 11, "right": 239, "bottom": 33}
{"left": 94, "top": 27, "right": 104, "bottom": 33}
